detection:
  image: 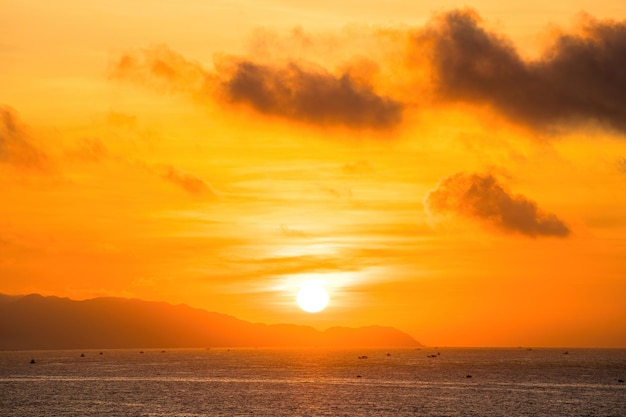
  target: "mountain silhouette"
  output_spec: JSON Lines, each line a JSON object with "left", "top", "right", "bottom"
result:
{"left": 0, "top": 294, "right": 421, "bottom": 350}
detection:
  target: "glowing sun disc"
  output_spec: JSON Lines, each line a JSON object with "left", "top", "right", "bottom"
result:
{"left": 296, "top": 281, "right": 329, "bottom": 313}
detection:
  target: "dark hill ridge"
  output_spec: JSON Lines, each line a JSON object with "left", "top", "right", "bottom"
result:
{"left": 0, "top": 294, "right": 421, "bottom": 350}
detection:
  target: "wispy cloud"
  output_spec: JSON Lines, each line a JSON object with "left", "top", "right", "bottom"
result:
{"left": 426, "top": 172, "right": 570, "bottom": 238}
{"left": 341, "top": 160, "right": 375, "bottom": 175}
{"left": 110, "top": 45, "right": 206, "bottom": 95}
{"left": 106, "top": 111, "right": 137, "bottom": 129}
{"left": 159, "top": 165, "right": 217, "bottom": 198}
{"left": 0, "top": 107, "right": 51, "bottom": 172}
{"left": 65, "top": 137, "right": 109, "bottom": 163}
{"left": 280, "top": 225, "right": 308, "bottom": 238}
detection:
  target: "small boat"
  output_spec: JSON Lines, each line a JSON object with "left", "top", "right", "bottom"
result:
{"left": 30, "top": 358, "right": 36, "bottom": 364}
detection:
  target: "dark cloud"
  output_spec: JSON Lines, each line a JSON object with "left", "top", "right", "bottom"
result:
{"left": 111, "top": 45, "right": 402, "bottom": 130}
{"left": 160, "top": 165, "right": 217, "bottom": 198}
{"left": 419, "top": 10, "right": 626, "bottom": 133}
{"left": 0, "top": 107, "right": 50, "bottom": 171}
{"left": 219, "top": 60, "right": 402, "bottom": 129}
{"left": 426, "top": 172, "right": 570, "bottom": 237}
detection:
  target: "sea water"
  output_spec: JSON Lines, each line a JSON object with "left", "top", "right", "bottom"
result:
{"left": 1, "top": 348, "right": 625, "bottom": 416}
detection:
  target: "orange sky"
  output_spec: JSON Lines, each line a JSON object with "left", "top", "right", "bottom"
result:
{"left": 2, "top": 0, "right": 626, "bottom": 347}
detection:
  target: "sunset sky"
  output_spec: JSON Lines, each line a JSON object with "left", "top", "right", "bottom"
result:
{"left": 2, "top": 0, "right": 626, "bottom": 347}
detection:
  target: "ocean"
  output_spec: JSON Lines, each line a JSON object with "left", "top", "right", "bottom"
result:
{"left": 1, "top": 348, "right": 624, "bottom": 416}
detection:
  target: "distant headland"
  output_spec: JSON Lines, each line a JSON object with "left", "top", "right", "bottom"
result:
{"left": 0, "top": 293, "right": 422, "bottom": 350}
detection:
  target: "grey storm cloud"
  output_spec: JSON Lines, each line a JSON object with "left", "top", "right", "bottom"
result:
{"left": 419, "top": 9, "right": 626, "bottom": 133}
{"left": 0, "top": 107, "right": 50, "bottom": 172}
{"left": 110, "top": 45, "right": 402, "bottom": 130}
{"left": 426, "top": 172, "right": 570, "bottom": 238}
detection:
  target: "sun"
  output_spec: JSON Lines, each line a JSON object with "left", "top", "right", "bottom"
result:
{"left": 296, "top": 280, "right": 330, "bottom": 313}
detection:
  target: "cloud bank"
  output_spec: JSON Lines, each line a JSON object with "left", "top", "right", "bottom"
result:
{"left": 426, "top": 172, "right": 570, "bottom": 238}
{"left": 110, "top": 11, "right": 626, "bottom": 135}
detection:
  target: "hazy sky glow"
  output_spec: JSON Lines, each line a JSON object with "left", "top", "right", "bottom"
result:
{"left": 2, "top": 0, "right": 626, "bottom": 347}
